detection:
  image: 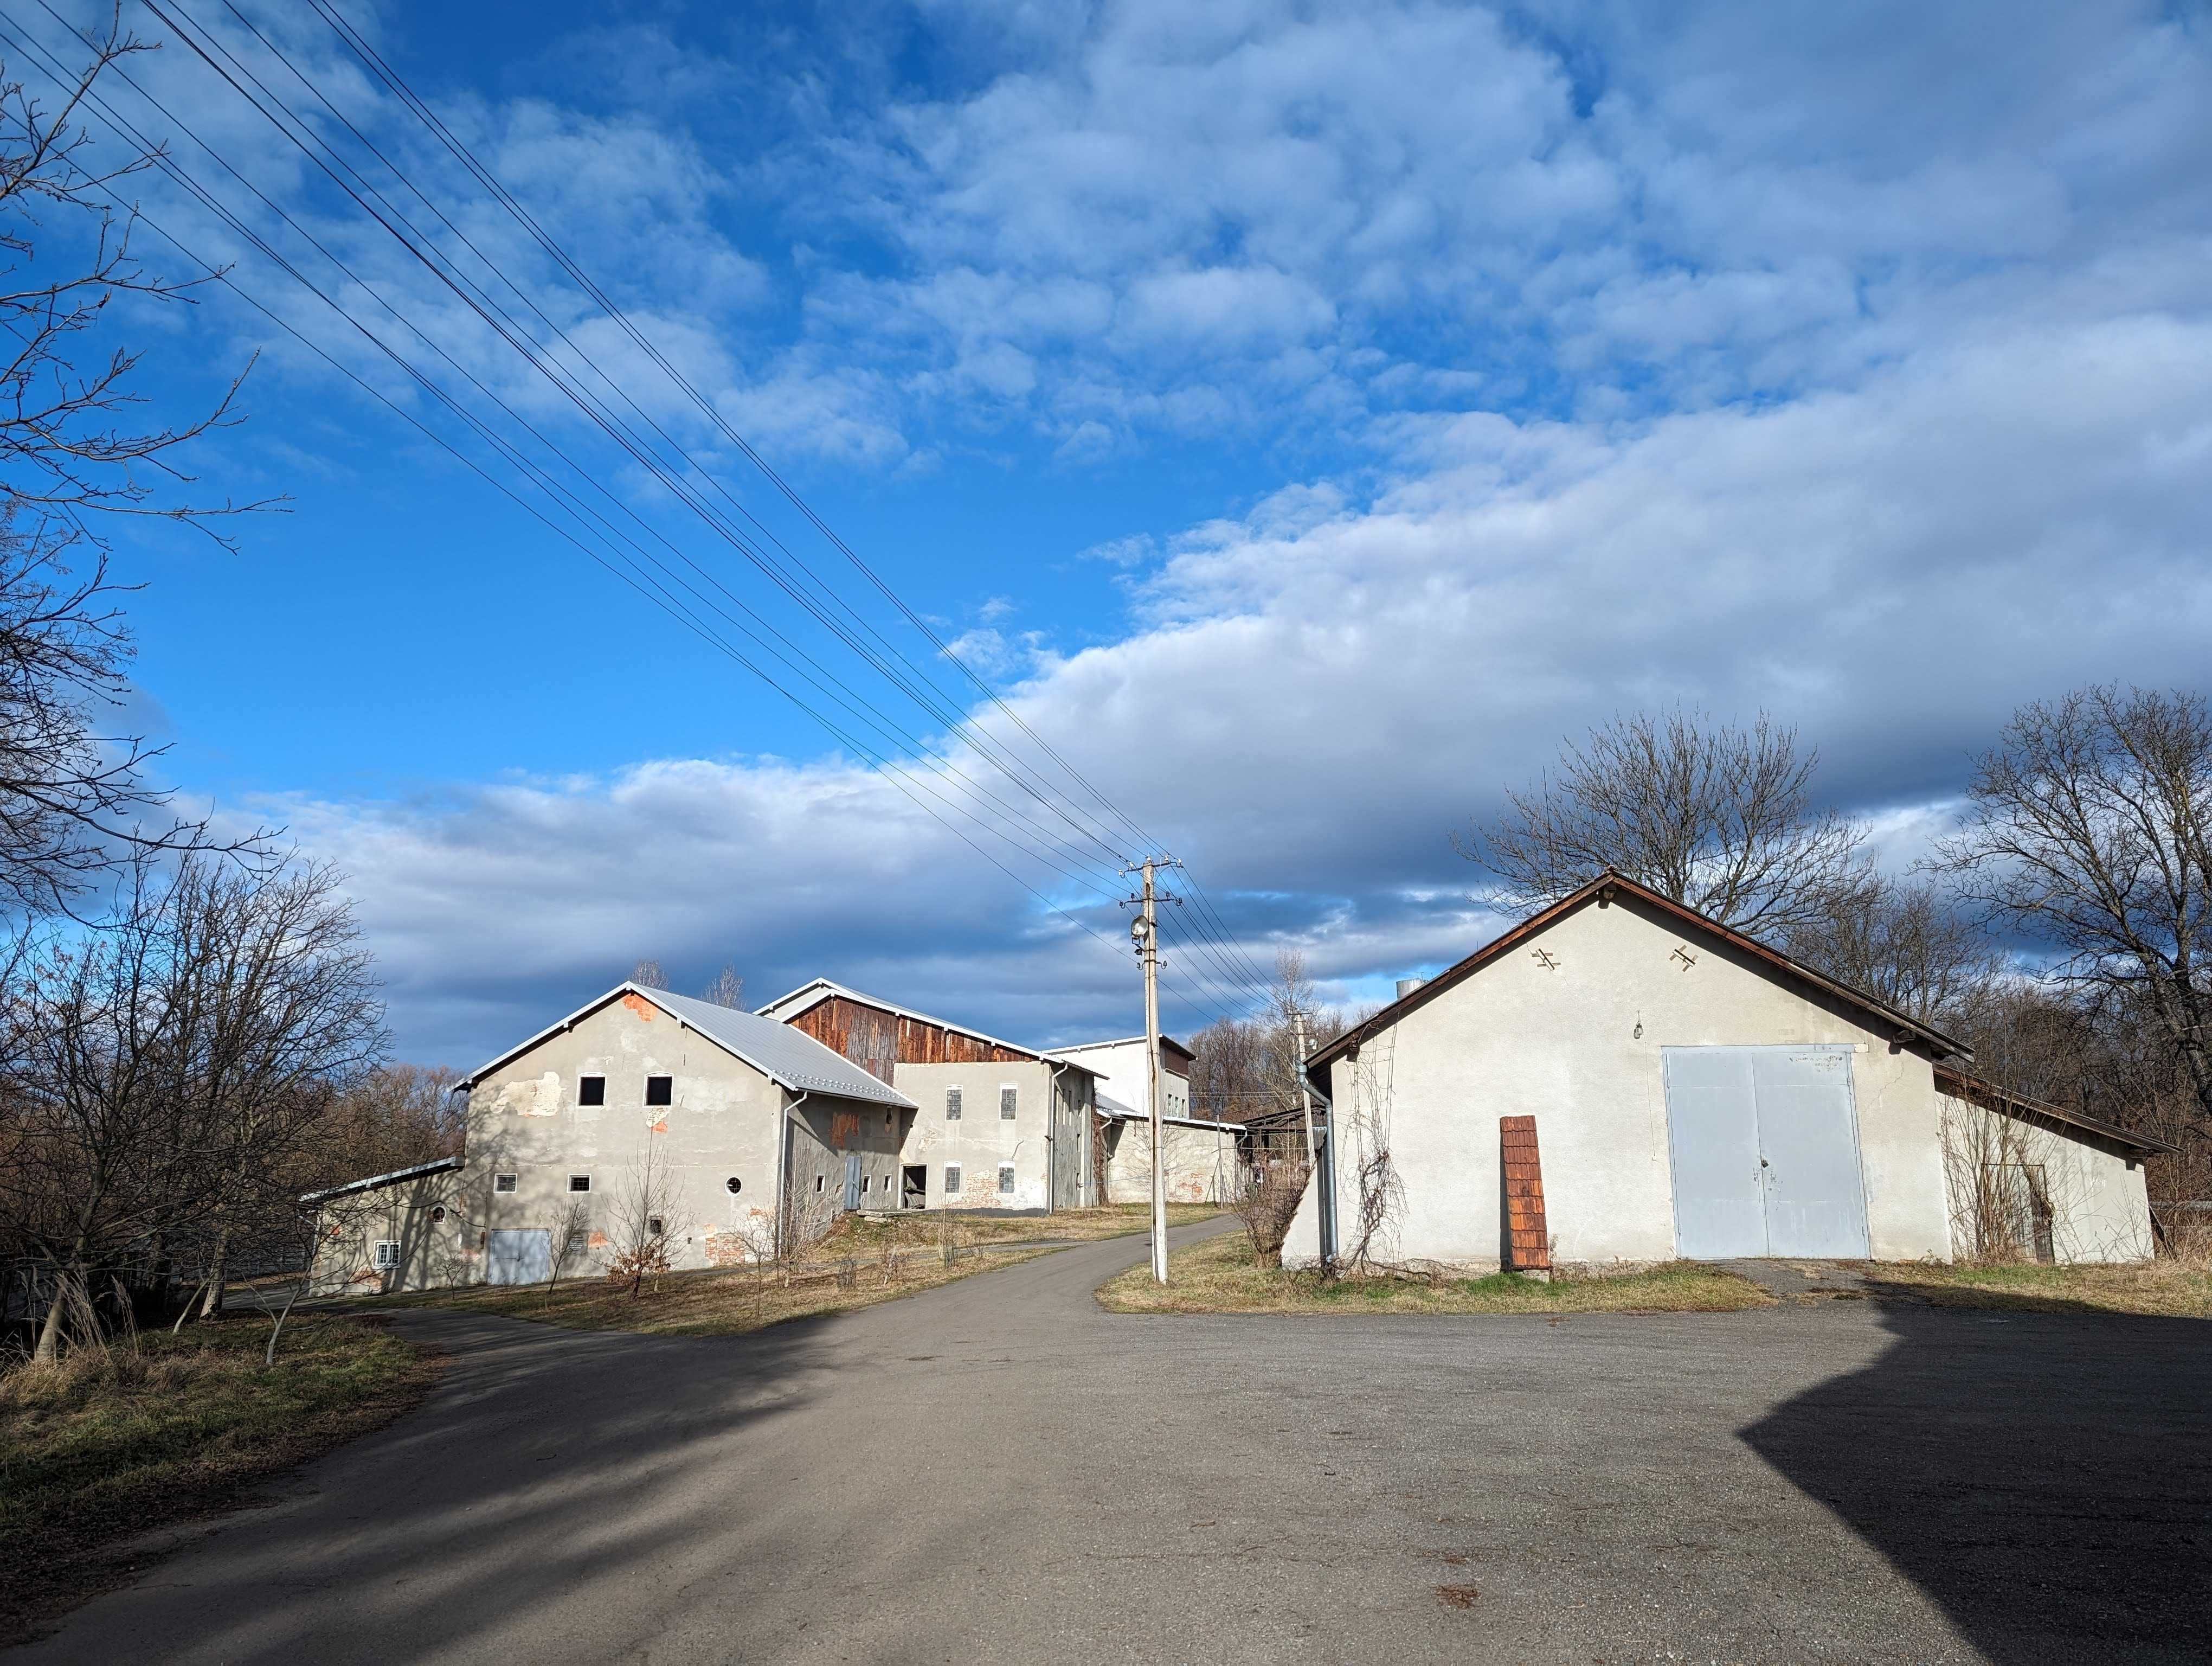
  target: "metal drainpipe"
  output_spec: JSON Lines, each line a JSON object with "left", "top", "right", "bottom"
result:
{"left": 780, "top": 1091, "right": 811, "bottom": 1243}
{"left": 1047, "top": 1062, "right": 1074, "bottom": 1213}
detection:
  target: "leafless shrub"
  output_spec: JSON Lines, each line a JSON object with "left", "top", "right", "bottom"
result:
{"left": 544, "top": 1196, "right": 591, "bottom": 1306}
{"left": 604, "top": 1142, "right": 677, "bottom": 1297}
{"left": 1229, "top": 1156, "right": 1309, "bottom": 1267}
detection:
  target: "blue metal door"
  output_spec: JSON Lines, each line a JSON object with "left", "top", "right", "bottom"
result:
{"left": 1753, "top": 1048, "right": 1870, "bottom": 1258}
{"left": 843, "top": 1152, "right": 863, "bottom": 1211}
{"left": 487, "top": 1227, "right": 551, "bottom": 1285}
{"left": 1663, "top": 1048, "right": 1766, "bottom": 1257}
{"left": 1664, "top": 1046, "right": 1870, "bottom": 1258}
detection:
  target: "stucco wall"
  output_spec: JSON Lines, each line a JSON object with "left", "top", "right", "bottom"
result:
{"left": 1052, "top": 1039, "right": 1191, "bottom": 1119}
{"left": 1101, "top": 1118, "right": 1239, "bottom": 1203}
{"left": 307, "top": 1174, "right": 475, "bottom": 1297}
{"left": 1936, "top": 1092, "right": 2155, "bottom": 1264}
{"left": 1285, "top": 893, "right": 1958, "bottom": 1271}
{"left": 893, "top": 1060, "right": 1064, "bottom": 1208}
{"left": 446, "top": 992, "right": 905, "bottom": 1286}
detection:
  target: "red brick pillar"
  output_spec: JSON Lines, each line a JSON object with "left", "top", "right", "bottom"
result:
{"left": 1501, "top": 1115, "right": 1551, "bottom": 1272}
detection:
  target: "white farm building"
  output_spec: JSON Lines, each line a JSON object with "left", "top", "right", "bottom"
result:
{"left": 1287, "top": 873, "right": 2169, "bottom": 1273}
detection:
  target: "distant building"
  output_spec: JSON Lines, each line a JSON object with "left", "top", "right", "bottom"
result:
{"left": 756, "top": 979, "right": 1100, "bottom": 1210}
{"left": 306, "top": 983, "right": 913, "bottom": 1293}
{"left": 1042, "top": 1034, "right": 1194, "bottom": 1119}
{"left": 1091, "top": 1095, "right": 1242, "bottom": 1204}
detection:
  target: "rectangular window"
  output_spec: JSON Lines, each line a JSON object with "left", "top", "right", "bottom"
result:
{"left": 645, "top": 1075, "right": 673, "bottom": 1107}
{"left": 647, "top": 1215, "right": 665, "bottom": 1238}
{"left": 944, "top": 1164, "right": 962, "bottom": 1197}
{"left": 373, "top": 1240, "right": 400, "bottom": 1270}
{"left": 999, "top": 1085, "right": 1018, "bottom": 1120}
{"left": 493, "top": 1173, "right": 518, "bottom": 1194}
{"left": 946, "top": 1086, "right": 962, "bottom": 1120}
{"left": 997, "top": 1164, "right": 1015, "bottom": 1195}
{"left": 568, "top": 1174, "right": 591, "bottom": 1193}
{"left": 577, "top": 1074, "right": 606, "bottom": 1106}
{"left": 860, "top": 1174, "right": 871, "bottom": 1193}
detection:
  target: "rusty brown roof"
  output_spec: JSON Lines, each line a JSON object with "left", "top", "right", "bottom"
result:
{"left": 1933, "top": 1063, "right": 2178, "bottom": 1158}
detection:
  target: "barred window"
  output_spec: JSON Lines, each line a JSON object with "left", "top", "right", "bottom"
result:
{"left": 998, "top": 1164, "right": 1015, "bottom": 1195}
{"left": 493, "top": 1173, "right": 518, "bottom": 1194}
{"left": 944, "top": 1164, "right": 962, "bottom": 1197}
{"left": 999, "top": 1085, "right": 1018, "bottom": 1120}
{"left": 946, "top": 1086, "right": 962, "bottom": 1120}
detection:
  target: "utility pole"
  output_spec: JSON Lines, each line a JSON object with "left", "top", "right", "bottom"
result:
{"left": 1288, "top": 1004, "right": 1330, "bottom": 1274}
{"left": 1124, "top": 856, "right": 1176, "bottom": 1284}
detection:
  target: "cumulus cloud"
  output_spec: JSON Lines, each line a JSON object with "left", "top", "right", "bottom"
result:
{"left": 80, "top": 1, "right": 2210, "bottom": 1060}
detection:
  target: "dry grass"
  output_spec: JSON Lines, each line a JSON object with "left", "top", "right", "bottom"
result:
{"left": 376, "top": 1204, "right": 1223, "bottom": 1338}
{"left": 1095, "top": 1232, "right": 1772, "bottom": 1316}
{"left": 1860, "top": 1259, "right": 2212, "bottom": 1317}
{"left": 0, "top": 1314, "right": 438, "bottom": 1646}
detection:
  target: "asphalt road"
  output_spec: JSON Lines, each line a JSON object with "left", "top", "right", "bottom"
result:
{"left": 21, "top": 1222, "right": 2210, "bottom": 1664}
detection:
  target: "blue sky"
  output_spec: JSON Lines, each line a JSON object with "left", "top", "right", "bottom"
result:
{"left": 12, "top": 0, "right": 2212, "bottom": 1062}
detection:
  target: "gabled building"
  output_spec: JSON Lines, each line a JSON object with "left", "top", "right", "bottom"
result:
{"left": 756, "top": 979, "right": 1099, "bottom": 1210}
{"left": 1043, "top": 1034, "right": 1195, "bottom": 1120}
{"left": 1288, "top": 872, "right": 2169, "bottom": 1272}
{"left": 308, "top": 982, "right": 914, "bottom": 1292}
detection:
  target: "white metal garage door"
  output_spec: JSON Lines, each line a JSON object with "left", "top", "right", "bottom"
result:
{"left": 1663, "top": 1046, "right": 1870, "bottom": 1259}
{"left": 486, "top": 1227, "right": 551, "bottom": 1285}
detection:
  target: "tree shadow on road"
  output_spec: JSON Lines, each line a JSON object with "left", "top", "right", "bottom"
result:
{"left": 1739, "top": 1300, "right": 2212, "bottom": 1663}
{"left": 18, "top": 1305, "right": 840, "bottom": 1663}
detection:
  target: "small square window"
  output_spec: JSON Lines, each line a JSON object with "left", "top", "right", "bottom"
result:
{"left": 373, "top": 1240, "right": 400, "bottom": 1270}
{"left": 646, "top": 1075, "right": 673, "bottom": 1107}
{"left": 944, "top": 1164, "right": 961, "bottom": 1197}
{"left": 568, "top": 1174, "right": 591, "bottom": 1193}
{"left": 946, "top": 1086, "right": 962, "bottom": 1120}
{"left": 999, "top": 1085, "right": 1018, "bottom": 1120}
{"left": 493, "top": 1173, "right": 518, "bottom": 1194}
{"left": 647, "top": 1215, "right": 665, "bottom": 1237}
{"left": 997, "top": 1164, "right": 1015, "bottom": 1195}
{"left": 577, "top": 1075, "right": 606, "bottom": 1106}
{"left": 860, "top": 1174, "right": 871, "bottom": 1193}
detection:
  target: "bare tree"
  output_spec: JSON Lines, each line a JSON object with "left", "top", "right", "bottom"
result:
{"left": 1465, "top": 707, "right": 1865, "bottom": 938}
{"left": 544, "top": 1195, "right": 591, "bottom": 1307}
{"left": 1783, "top": 874, "right": 1998, "bottom": 1029}
{"left": 0, "top": 26, "right": 274, "bottom": 918}
{"left": 603, "top": 1140, "right": 676, "bottom": 1297}
{"left": 305, "top": 1063, "right": 462, "bottom": 1189}
{"left": 699, "top": 964, "right": 744, "bottom": 1009}
{"left": 0, "top": 854, "right": 382, "bottom": 1360}
{"left": 629, "top": 958, "right": 668, "bottom": 990}
{"left": 1935, "top": 687, "right": 2212, "bottom": 1153}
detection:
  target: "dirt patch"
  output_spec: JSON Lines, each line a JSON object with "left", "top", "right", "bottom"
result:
{"left": 1435, "top": 1584, "right": 1481, "bottom": 1609}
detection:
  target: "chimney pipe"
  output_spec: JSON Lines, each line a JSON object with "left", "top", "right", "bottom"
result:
{"left": 1395, "top": 978, "right": 1424, "bottom": 1000}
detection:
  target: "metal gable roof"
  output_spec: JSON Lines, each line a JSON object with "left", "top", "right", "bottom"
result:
{"left": 459, "top": 983, "right": 915, "bottom": 1109}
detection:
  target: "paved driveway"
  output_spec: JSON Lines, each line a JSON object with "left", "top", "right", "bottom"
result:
{"left": 21, "top": 1222, "right": 2209, "bottom": 1664}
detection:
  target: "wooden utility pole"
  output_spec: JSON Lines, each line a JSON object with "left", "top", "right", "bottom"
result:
{"left": 1126, "top": 856, "right": 1173, "bottom": 1284}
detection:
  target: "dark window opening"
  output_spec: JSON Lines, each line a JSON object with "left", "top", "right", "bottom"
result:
{"left": 578, "top": 1075, "right": 606, "bottom": 1106}
{"left": 814, "top": 1174, "right": 825, "bottom": 1193}
{"left": 725, "top": 1176, "right": 742, "bottom": 1195}
{"left": 569, "top": 1174, "right": 591, "bottom": 1193}
{"left": 493, "top": 1173, "right": 518, "bottom": 1194}
{"left": 429, "top": 1206, "right": 446, "bottom": 1223}
{"left": 646, "top": 1075, "right": 673, "bottom": 1107}
{"left": 647, "top": 1215, "right": 665, "bottom": 1236}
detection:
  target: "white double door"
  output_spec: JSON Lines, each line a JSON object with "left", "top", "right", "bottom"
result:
{"left": 1663, "top": 1045, "right": 1871, "bottom": 1259}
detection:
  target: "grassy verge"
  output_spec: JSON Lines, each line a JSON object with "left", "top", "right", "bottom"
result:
{"left": 1096, "top": 1232, "right": 1772, "bottom": 1315}
{"left": 1859, "top": 1259, "right": 2212, "bottom": 1317}
{"left": 0, "top": 1313, "right": 439, "bottom": 1646}
{"left": 375, "top": 1203, "right": 1223, "bottom": 1338}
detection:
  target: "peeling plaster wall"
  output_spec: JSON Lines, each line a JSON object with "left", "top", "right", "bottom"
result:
{"left": 1285, "top": 894, "right": 1959, "bottom": 1272}
{"left": 893, "top": 1060, "right": 1066, "bottom": 1209}
{"left": 1101, "top": 1119, "right": 1239, "bottom": 1204}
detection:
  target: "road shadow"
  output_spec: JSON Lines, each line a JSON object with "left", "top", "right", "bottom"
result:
{"left": 1739, "top": 1300, "right": 2212, "bottom": 1663}
{"left": 16, "top": 1304, "right": 838, "bottom": 1664}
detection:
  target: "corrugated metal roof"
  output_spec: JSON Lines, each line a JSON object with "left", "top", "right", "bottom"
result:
{"left": 644, "top": 988, "right": 916, "bottom": 1107}
{"left": 1095, "top": 1092, "right": 1242, "bottom": 1135}
{"left": 458, "top": 983, "right": 915, "bottom": 1108}
{"left": 299, "top": 1155, "right": 463, "bottom": 1206}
